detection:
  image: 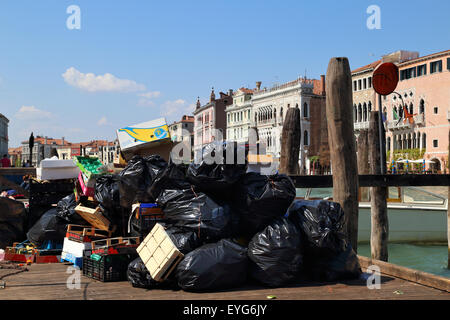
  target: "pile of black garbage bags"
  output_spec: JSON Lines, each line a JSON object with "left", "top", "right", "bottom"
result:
{"left": 125, "top": 142, "right": 362, "bottom": 292}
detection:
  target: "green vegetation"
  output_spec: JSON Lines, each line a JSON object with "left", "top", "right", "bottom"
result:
{"left": 387, "top": 148, "right": 425, "bottom": 161}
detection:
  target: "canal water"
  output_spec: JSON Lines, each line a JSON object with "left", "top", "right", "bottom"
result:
{"left": 358, "top": 243, "right": 450, "bottom": 278}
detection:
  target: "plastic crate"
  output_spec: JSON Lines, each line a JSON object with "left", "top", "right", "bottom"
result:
{"left": 61, "top": 251, "right": 83, "bottom": 269}
{"left": 78, "top": 171, "right": 95, "bottom": 197}
{"left": 129, "top": 203, "right": 164, "bottom": 239}
{"left": 137, "top": 223, "right": 184, "bottom": 282}
{"left": 82, "top": 249, "right": 137, "bottom": 282}
{"left": 66, "top": 225, "right": 111, "bottom": 243}
{"left": 74, "top": 156, "right": 104, "bottom": 181}
{"left": 91, "top": 237, "right": 140, "bottom": 255}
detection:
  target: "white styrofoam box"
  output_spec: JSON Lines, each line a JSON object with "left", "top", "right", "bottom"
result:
{"left": 37, "top": 166, "right": 80, "bottom": 181}
{"left": 0, "top": 249, "right": 4, "bottom": 261}
{"left": 116, "top": 118, "right": 170, "bottom": 152}
{"left": 40, "top": 159, "right": 78, "bottom": 169}
{"left": 62, "top": 237, "right": 92, "bottom": 258}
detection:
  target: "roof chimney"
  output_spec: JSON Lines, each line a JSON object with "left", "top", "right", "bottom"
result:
{"left": 228, "top": 89, "right": 233, "bottom": 96}
{"left": 62, "top": 137, "right": 65, "bottom": 145}
{"left": 321, "top": 75, "right": 326, "bottom": 95}
{"left": 256, "top": 81, "right": 262, "bottom": 91}
{"left": 210, "top": 87, "right": 215, "bottom": 102}
{"left": 44, "top": 136, "right": 48, "bottom": 145}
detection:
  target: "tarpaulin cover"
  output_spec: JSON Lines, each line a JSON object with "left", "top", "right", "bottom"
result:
{"left": 0, "top": 198, "right": 26, "bottom": 249}
{"left": 26, "top": 208, "right": 68, "bottom": 247}
{"left": 149, "top": 159, "right": 190, "bottom": 200}
{"left": 248, "top": 217, "right": 303, "bottom": 287}
{"left": 233, "top": 173, "right": 296, "bottom": 236}
{"left": 175, "top": 239, "right": 248, "bottom": 291}
{"left": 287, "top": 200, "right": 361, "bottom": 281}
{"left": 186, "top": 142, "right": 247, "bottom": 197}
{"left": 157, "top": 188, "right": 234, "bottom": 242}
{"left": 119, "top": 155, "right": 167, "bottom": 208}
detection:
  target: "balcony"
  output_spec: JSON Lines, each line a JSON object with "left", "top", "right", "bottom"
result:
{"left": 354, "top": 121, "right": 369, "bottom": 130}
{"left": 414, "top": 113, "right": 425, "bottom": 125}
{"left": 388, "top": 114, "right": 425, "bottom": 131}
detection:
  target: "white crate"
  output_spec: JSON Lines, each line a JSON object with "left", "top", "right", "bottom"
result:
{"left": 62, "top": 237, "right": 92, "bottom": 258}
{"left": 137, "top": 223, "right": 184, "bottom": 282}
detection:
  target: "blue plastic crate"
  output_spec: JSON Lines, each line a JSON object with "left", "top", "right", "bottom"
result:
{"left": 61, "top": 252, "right": 83, "bottom": 269}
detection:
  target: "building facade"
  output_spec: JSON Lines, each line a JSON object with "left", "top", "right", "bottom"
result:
{"left": 225, "top": 88, "right": 254, "bottom": 143}
{"left": 169, "top": 115, "right": 194, "bottom": 143}
{"left": 21, "top": 136, "right": 69, "bottom": 167}
{"left": 250, "top": 77, "right": 326, "bottom": 172}
{"left": 193, "top": 88, "right": 233, "bottom": 156}
{"left": 0, "top": 113, "right": 9, "bottom": 157}
{"left": 383, "top": 49, "right": 450, "bottom": 172}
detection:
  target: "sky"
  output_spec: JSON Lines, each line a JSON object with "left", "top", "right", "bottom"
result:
{"left": 1, "top": 0, "right": 449, "bottom": 147}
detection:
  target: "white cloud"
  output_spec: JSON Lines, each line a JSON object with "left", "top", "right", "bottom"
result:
{"left": 15, "top": 106, "right": 53, "bottom": 120}
{"left": 137, "top": 98, "right": 156, "bottom": 107}
{"left": 161, "top": 99, "right": 186, "bottom": 117}
{"left": 62, "top": 67, "right": 146, "bottom": 93}
{"left": 97, "top": 116, "right": 109, "bottom": 126}
{"left": 139, "top": 91, "right": 160, "bottom": 99}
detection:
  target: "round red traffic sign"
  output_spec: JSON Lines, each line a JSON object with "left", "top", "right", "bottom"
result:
{"left": 372, "top": 62, "right": 399, "bottom": 95}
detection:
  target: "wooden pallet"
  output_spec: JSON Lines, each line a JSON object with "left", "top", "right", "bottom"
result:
{"left": 74, "top": 204, "right": 111, "bottom": 231}
{"left": 91, "top": 237, "right": 140, "bottom": 250}
{"left": 137, "top": 223, "right": 184, "bottom": 282}
{"left": 66, "top": 224, "right": 111, "bottom": 243}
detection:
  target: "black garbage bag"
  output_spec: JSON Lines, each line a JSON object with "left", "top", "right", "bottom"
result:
{"left": 0, "top": 198, "right": 26, "bottom": 249}
{"left": 157, "top": 188, "right": 233, "bottom": 242}
{"left": 127, "top": 257, "right": 178, "bottom": 289}
{"left": 187, "top": 142, "right": 247, "bottom": 198}
{"left": 55, "top": 194, "right": 85, "bottom": 225}
{"left": 95, "top": 174, "right": 121, "bottom": 211}
{"left": 148, "top": 159, "right": 190, "bottom": 200}
{"left": 27, "top": 208, "right": 68, "bottom": 247}
{"left": 175, "top": 239, "right": 248, "bottom": 291}
{"left": 248, "top": 217, "right": 303, "bottom": 287}
{"left": 165, "top": 226, "right": 203, "bottom": 255}
{"left": 287, "top": 200, "right": 346, "bottom": 254}
{"left": 287, "top": 200, "right": 361, "bottom": 281}
{"left": 119, "top": 155, "right": 167, "bottom": 208}
{"left": 233, "top": 172, "right": 296, "bottom": 237}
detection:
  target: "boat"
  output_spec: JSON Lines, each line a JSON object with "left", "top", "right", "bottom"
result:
{"left": 295, "top": 186, "right": 448, "bottom": 244}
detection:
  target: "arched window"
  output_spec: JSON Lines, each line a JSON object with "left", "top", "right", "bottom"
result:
{"left": 280, "top": 107, "right": 283, "bottom": 119}
{"left": 303, "top": 102, "right": 308, "bottom": 118}
{"left": 419, "top": 99, "right": 425, "bottom": 114}
{"left": 304, "top": 130, "right": 309, "bottom": 146}
{"left": 412, "top": 133, "right": 416, "bottom": 148}
{"left": 368, "top": 102, "right": 372, "bottom": 120}
{"left": 399, "top": 105, "right": 403, "bottom": 118}
{"left": 358, "top": 104, "right": 362, "bottom": 122}
{"left": 363, "top": 103, "right": 367, "bottom": 122}
{"left": 417, "top": 132, "right": 421, "bottom": 149}
{"left": 354, "top": 105, "right": 357, "bottom": 123}
{"left": 409, "top": 103, "right": 413, "bottom": 115}
{"left": 422, "top": 133, "right": 427, "bottom": 149}
{"left": 387, "top": 137, "right": 391, "bottom": 152}
{"left": 274, "top": 108, "right": 276, "bottom": 121}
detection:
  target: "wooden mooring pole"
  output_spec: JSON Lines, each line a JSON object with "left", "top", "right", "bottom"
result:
{"left": 369, "top": 111, "right": 388, "bottom": 261}
{"left": 325, "top": 57, "right": 359, "bottom": 252}
{"left": 357, "top": 130, "right": 370, "bottom": 201}
{"left": 448, "top": 129, "right": 449, "bottom": 269}
{"left": 279, "top": 107, "right": 301, "bottom": 175}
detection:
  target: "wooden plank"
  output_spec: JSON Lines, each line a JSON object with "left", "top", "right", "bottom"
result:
{"left": 369, "top": 111, "right": 389, "bottom": 262}
{"left": 358, "top": 256, "right": 450, "bottom": 292}
{"left": 290, "top": 174, "right": 450, "bottom": 188}
{"left": 325, "top": 57, "right": 359, "bottom": 251}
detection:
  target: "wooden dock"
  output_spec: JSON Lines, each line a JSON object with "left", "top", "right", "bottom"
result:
{"left": 0, "top": 259, "right": 448, "bottom": 300}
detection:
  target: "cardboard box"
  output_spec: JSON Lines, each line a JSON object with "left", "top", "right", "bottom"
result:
{"left": 117, "top": 118, "right": 172, "bottom": 161}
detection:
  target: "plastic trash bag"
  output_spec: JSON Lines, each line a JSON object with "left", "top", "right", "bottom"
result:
{"left": 287, "top": 200, "right": 361, "bottom": 281}
{"left": 248, "top": 217, "right": 303, "bottom": 287}
{"left": 187, "top": 142, "right": 247, "bottom": 198}
{"left": 233, "top": 173, "right": 296, "bottom": 237}
{"left": 127, "top": 257, "right": 178, "bottom": 289}
{"left": 165, "top": 226, "right": 203, "bottom": 255}
{"left": 157, "top": 188, "right": 233, "bottom": 242}
{"left": 55, "top": 194, "right": 84, "bottom": 224}
{"left": 149, "top": 159, "right": 190, "bottom": 200}
{"left": 95, "top": 175, "right": 121, "bottom": 211}
{"left": 0, "top": 198, "right": 26, "bottom": 249}
{"left": 175, "top": 239, "right": 248, "bottom": 291}
{"left": 119, "top": 155, "right": 167, "bottom": 208}
{"left": 27, "top": 208, "right": 68, "bottom": 247}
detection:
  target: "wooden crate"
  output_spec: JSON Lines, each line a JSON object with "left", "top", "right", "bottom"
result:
{"left": 66, "top": 224, "right": 111, "bottom": 243}
{"left": 91, "top": 237, "right": 140, "bottom": 255}
{"left": 137, "top": 223, "right": 184, "bottom": 282}
{"left": 74, "top": 204, "right": 111, "bottom": 231}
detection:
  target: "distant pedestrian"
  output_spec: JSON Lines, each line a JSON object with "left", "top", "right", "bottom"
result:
{"left": 0, "top": 154, "right": 10, "bottom": 168}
